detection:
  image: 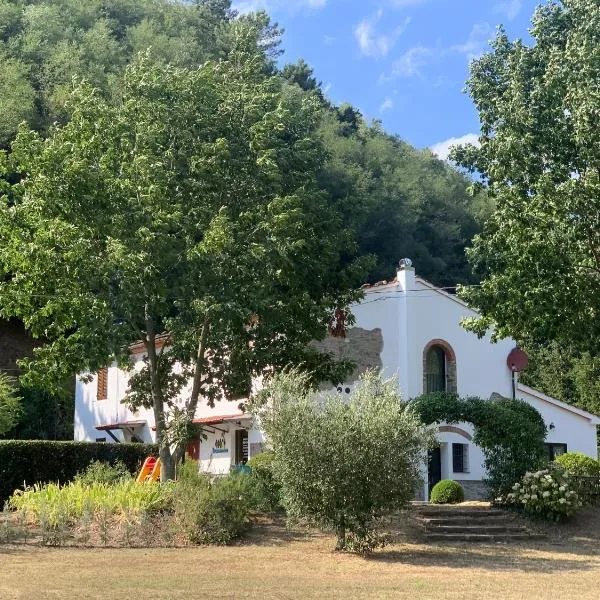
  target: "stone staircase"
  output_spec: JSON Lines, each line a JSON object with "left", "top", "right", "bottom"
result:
{"left": 414, "top": 504, "right": 544, "bottom": 543}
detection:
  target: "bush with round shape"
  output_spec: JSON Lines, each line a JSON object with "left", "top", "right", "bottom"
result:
{"left": 555, "top": 452, "right": 600, "bottom": 477}
{"left": 430, "top": 480, "right": 465, "bottom": 504}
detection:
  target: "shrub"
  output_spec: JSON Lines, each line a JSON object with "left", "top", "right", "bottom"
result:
{"left": 430, "top": 480, "right": 465, "bottom": 504}
{"left": 502, "top": 467, "right": 581, "bottom": 522}
{"left": 555, "top": 452, "right": 600, "bottom": 505}
{"left": 251, "top": 370, "right": 433, "bottom": 553}
{"left": 74, "top": 460, "right": 132, "bottom": 485}
{"left": 172, "top": 460, "right": 252, "bottom": 545}
{"left": 247, "top": 451, "right": 281, "bottom": 512}
{"left": 555, "top": 452, "right": 600, "bottom": 477}
{"left": 9, "top": 479, "right": 171, "bottom": 525}
{"left": 0, "top": 440, "right": 157, "bottom": 504}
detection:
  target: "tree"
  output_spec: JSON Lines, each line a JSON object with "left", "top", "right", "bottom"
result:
{"left": 453, "top": 0, "right": 600, "bottom": 354}
{"left": 0, "top": 46, "right": 364, "bottom": 480}
{"left": 251, "top": 370, "right": 432, "bottom": 553}
{"left": 0, "top": 0, "right": 282, "bottom": 146}
{"left": 0, "top": 373, "right": 21, "bottom": 436}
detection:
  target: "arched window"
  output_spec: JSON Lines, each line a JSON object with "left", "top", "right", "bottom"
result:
{"left": 424, "top": 346, "right": 446, "bottom": 393}
{"left": 423, "top": 340, "right": 457, "bottom": 394}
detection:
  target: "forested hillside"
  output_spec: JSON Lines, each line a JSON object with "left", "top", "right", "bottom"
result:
{"left": 0, "top": 0, "right": 489, "bottom": 288}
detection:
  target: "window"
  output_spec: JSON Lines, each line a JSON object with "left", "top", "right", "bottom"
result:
{"left": 452, "top": 443, "right": 469, "bottom": 473}
{"left": 235, "top": 429, "right": 249, "bottom": 465}
{"left": 425, "top": 345, "right": 447, "bottom": 393}
{"left": 96, "top": 368, "right": 108, "bottom": 401}
{"left": 546, "top": 443, "right": 567, "bottom": 461}
{"left": 95, "top": 437, "right": 107, "bottom": 443}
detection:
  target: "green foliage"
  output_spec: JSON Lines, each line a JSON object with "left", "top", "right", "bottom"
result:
{"left": 0, "top": 373, "right": 21, "bottom": 436}
{"left": 454, "top": 0, "right": 600, "bottom": 356}
{"left": 252, "top": 370, "right": 433, "bottom": 553}
{"left": 555, "top": 452, "right": 600, "bottom": 478}
{"left": 521, "top": 341, "right": 600, "bottom": 422}
{"left": 317, "top": 109, "right": 491, "bottom": 287}
{"left": 0, "top": 48, "right": 365, "bottom": 479}
{"left": 502, "top": 467, "right": 581, "bottom": 522}
{"left": 430, "top": 480, "right": 465, "bottom": 504}
{"left": 172, "top": 460, "right": 252, "bottom": 545}
{"left": 247, "top": 451, "right": 281, "bottom": 512}
{"left": 411, "top": 392, "right": 547, "bottom": 497}
{"left": 10, "top": 479, "right": 170, "bottom": 524}
{"left": 0, "top": 440, "right": 156, "bottom": 504}
{"left": 0, "top": 0, "right": 268, "bottom": 145}
{"left": 74, "top": 460, "right": 132, "bottom": 485}
{"left": 555, "top": 452, "right": 600, "bottom": 505}
{"left": 3, "top": 384, "right": 74, "bottom": 441}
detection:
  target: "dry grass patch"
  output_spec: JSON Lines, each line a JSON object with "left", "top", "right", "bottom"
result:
{"left": 1, "top": 514, "right": 600, "bottom": 600}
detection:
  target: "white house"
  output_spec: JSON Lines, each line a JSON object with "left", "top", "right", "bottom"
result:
{"left": 74, "top": 261, "right": 600, "bottom": 499}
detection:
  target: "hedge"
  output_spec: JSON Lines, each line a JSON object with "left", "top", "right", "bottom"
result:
{"left": 0, "top": 440, "right": 157, "bottom": 505}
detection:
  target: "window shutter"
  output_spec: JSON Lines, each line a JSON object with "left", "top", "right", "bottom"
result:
{"left": 97, "top": 368, "right": 108, "bottom": 401}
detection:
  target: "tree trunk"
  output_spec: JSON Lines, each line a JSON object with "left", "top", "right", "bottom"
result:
{"left": 144, "top": 307, "right": 176, "bottom": 482}
{"left": 335, "top": 516, "right": 346, "bottom": 551}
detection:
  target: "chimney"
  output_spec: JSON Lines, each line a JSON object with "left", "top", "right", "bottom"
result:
{"left": 397, "top": 258, "right": 415, "bottom": 292}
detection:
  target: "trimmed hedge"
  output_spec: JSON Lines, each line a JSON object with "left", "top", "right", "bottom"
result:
{"left": 0, "top": 440, "right": 157, "bottom": 505}
{"left": 430, "top": 479, "right": 465, "bottom": 504}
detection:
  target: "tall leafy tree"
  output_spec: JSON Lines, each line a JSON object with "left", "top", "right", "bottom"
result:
{"left": 454, "top": 0, "right": 600, "bottom": 355}
{"left": 0, "top": 44, "right": 364, "bottom": 478}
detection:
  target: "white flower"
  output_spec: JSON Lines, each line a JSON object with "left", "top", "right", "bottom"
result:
{"left": 559, "top": 498, "right": 566, "bottom": 504}
{"left": 530, "top": 494, "right": 538, "bottom": 501}
{"left": 512, "top": 483, "right": 520, "bottom": 490}
{"left": 542, "top": 491, "right": 550, "bottom": 498}
{"left": 559, "top": 486, "right": 566, "bottom": 493}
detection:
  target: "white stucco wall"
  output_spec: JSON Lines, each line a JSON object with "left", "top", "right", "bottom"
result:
{"left": 74, "top": 266, "right": 599, "bottom": 489}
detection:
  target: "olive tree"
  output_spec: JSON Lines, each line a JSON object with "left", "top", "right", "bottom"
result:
{"left": 252, "top": 370, "right": 432, "bottom": 553}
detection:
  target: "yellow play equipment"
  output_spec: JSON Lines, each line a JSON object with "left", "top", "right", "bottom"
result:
{"left": 136, "top": 456, "right": 161, "bottom": 483}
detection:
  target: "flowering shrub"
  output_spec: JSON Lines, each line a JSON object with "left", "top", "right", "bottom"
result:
{"left": 501, "top": 468, "right": 581, "bottom": 522}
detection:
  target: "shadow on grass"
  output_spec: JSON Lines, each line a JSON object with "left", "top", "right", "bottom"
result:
{"left": 366, "top": 545, "right": 599, "bottom": 573}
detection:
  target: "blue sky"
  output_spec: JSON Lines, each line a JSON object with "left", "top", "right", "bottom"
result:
{"left": 232, "top": 0, "right": 541, "bottom": 158}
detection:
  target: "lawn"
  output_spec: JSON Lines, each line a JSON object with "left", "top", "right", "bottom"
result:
{"left": 2, "top": 512, "right": 600, "bottom": 600}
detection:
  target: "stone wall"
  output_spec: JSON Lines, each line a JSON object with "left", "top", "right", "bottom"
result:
{"left": 0, "top": 319, "right": 38, "bottom": 375}
{"left": 456, "top": 479, "right": 489, "bottom": 501}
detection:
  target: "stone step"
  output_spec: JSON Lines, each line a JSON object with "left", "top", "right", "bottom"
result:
{"left": 424, "top": 532, "right": 541, "bottom": 542}
{"left": 419, "top": 515, "right": 511, "bottom": 526}
{"left": 423, "top": 524, "right": 528, "bottom": 534}
{"left": 416, "top": 508, "right": 506, "bottom": 518}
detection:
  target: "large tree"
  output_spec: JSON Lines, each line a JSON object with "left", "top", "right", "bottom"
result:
{"left": 0, "top": 41, "right": 364, "bottom": 478}
{"left": 453, "top": 0, "right": 600, "bottom": 354}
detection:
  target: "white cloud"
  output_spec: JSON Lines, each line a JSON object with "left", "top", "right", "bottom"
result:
{"left": 323, "top": 82, "right": 333, "bottom": 94}
{"left": 430, "top": 133, "right": 480, "bottom": 161}
{"left": 379, "top": 97, "right": 394, "bottom": 113}
{"left": 233, "top": 0, "right": 326, "bottom": 14}
{"left": 450, "top": 23, "right": 494, "bottom": 61}
{"left": 389, "top": 0, "right": 433, "bottom": 5}
{"left": 381, "top": 22, "right": 493, "bottom": 81}
{"left": 493, "top": 0, "right": 522, "bottom": 21}
{"left": 323, "top": 35, "right": 336, "bottom": 46}
{"left": 386, "top": 46, "right": 433, "bottom": 79}
{"left": 355, "top": 10, "right": 411, "bottom": 58}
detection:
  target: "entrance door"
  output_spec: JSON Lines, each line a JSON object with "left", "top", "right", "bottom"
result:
{"left": 235, "top": 429, "right": 249, "bottom": 465}
{"left": 428, "top": 447, "right": 442, "bottom": 498}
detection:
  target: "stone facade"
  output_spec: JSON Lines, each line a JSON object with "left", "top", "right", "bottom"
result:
{"left": 456, "top": 480, "right": 489, "bottom": 501}
{"left": 0, "top": 318, "right": 38, "bottom": 375}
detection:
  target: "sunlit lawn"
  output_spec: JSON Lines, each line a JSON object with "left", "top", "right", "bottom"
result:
{"left": 2, "top": 512, "right": 600, "bottom": 600}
